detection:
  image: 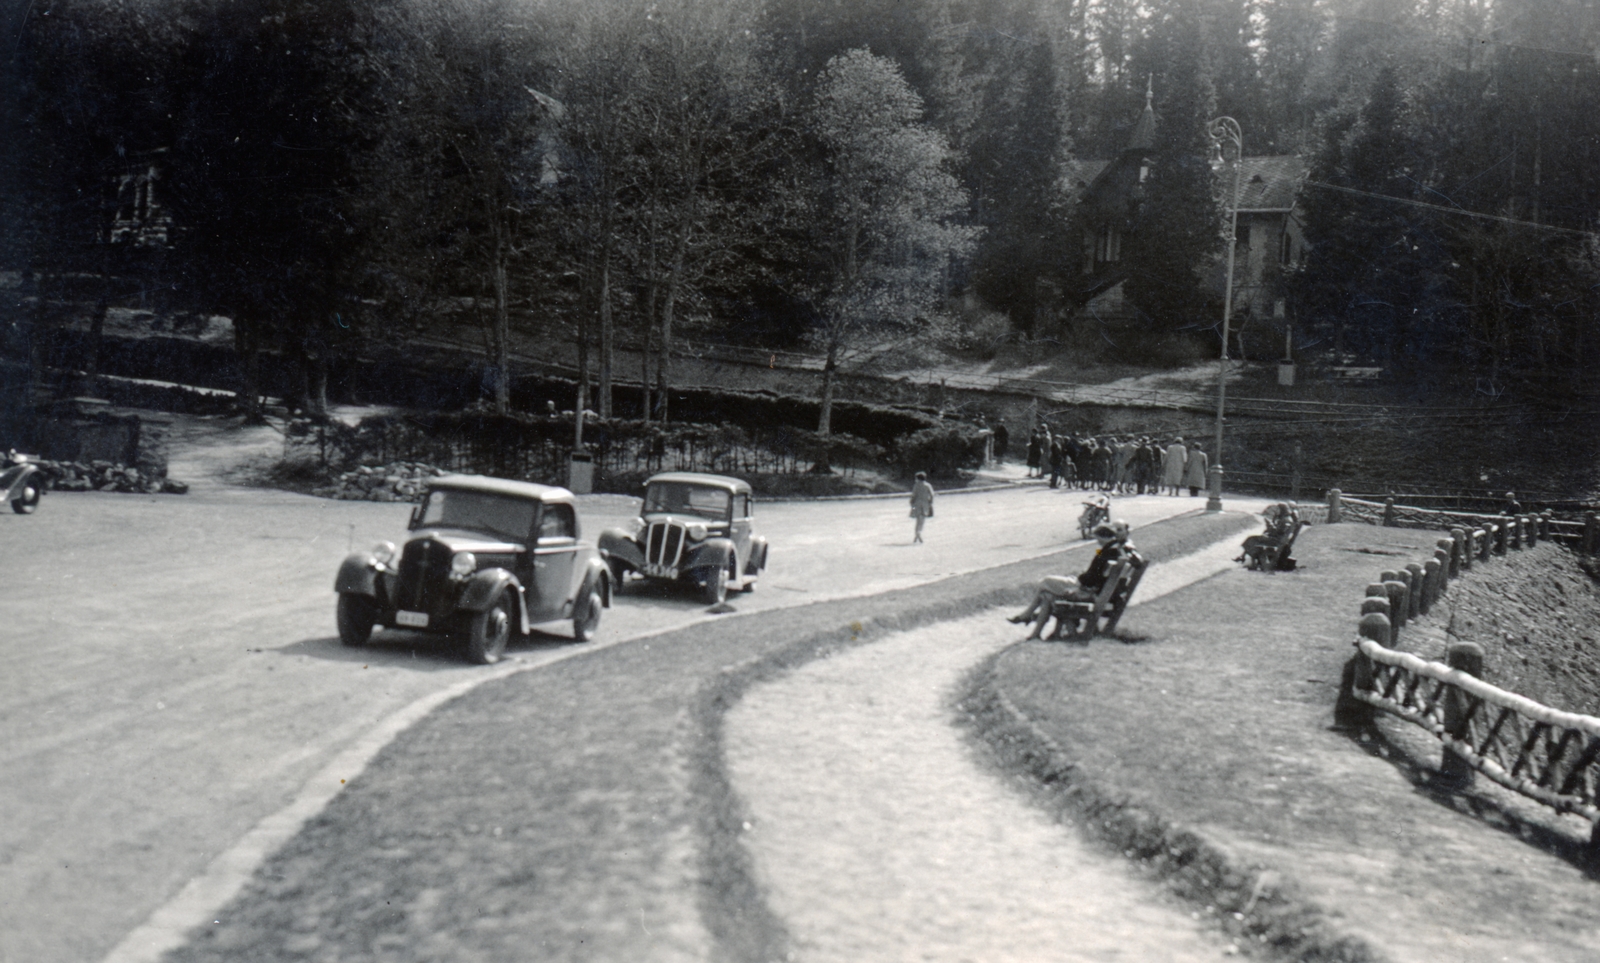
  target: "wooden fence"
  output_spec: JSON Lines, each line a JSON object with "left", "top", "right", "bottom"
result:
{"left": 1331, "top": 495, "right": 1600, "bottom": 850}
{"left": 1334, "top": 492, "right": 1598, "bottom": 555}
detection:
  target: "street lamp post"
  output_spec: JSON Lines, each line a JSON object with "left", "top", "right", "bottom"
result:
{"left": 1207, "top": 116, "right": 1243, "bottom": 514}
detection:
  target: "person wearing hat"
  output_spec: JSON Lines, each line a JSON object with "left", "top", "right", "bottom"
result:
{"left": 1008, "top": 519, "right": 1132, "bottom": 639}
{"left": 909, "top": 471, "right": 935, "bottom": 543}
{"left": 1238, "top": 502, "right": 1301, "bottom": 569}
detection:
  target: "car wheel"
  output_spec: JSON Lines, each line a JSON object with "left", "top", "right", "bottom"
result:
{"left": 336, "top": 593, "right": 377, "bottom": 647}
{"left": 465, "top": 594, "right": 513, "bottom": 665}
{"left": 573, "top": 588, "right": 602, "bottom": 642}
{"left": 11, "top": 485, "right": 39, "bottom": 514}
{"left": 700, "top": 565, "right": 728, "bottom": 606}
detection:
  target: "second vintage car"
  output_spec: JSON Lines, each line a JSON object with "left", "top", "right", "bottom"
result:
{"left": 333, "top": 474, "right": 611, "bottom": 664}
{"left": 599, "top": 471, "right": 768, "bottom": 605}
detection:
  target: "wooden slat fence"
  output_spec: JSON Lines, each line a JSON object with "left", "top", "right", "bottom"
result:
{"left": 1353, "top": 640, "right": 1600, "bottom": 827}
{"left": 1331, "top": 490, "right": 1600, "bottom": 847}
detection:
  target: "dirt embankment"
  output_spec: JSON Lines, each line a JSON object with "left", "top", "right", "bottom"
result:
{"left": 1407, "top": 543, "right": 1600, "bottom": 717}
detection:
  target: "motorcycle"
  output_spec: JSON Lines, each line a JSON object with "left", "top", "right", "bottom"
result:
{"left": 2, "top": 450, "right": 46, "bottom": 515}
{"left": 1077, "top": 494, "right": 1110, "bottom": 540}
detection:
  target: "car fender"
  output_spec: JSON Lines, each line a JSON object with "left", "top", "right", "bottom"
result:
{"left": 684, "top": 538, "right": 734, "bottom": 574}
{"left": 3, "top": 463, "right": 42, "bottom": 502}
{"left": 457, "top": 568, "right": 528, "bottom": 627}
{"left": 598, "top": 528, "right": 645, "bottom": 571}
{"left": 580, "top": 555, "right": 612, "bottom": 608}
{"left": 335, "top": 553, "right": 382, "bottom": 597}
{"left": 746, "top": 536, "right": 769, "bottom": 574}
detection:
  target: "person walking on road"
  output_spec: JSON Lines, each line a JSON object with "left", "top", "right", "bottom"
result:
{"left": 1026, "top": 430, "right": 1042, "bottom": 479}
{"left": 992, "top": 421, "right": 1009, "bottom": 463}
{"left": 1184, "top": 446, "right": 1209, "bottom": 497}
{"left": 910, "top": 471, "right": 935, "bottom": 543}
{"left": 1162, "top": 438, "right": 1188, "bottom": 496}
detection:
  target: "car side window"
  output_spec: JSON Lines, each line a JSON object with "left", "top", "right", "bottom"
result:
{"left": 538, "top": 503, "right": 575, "bottom": 540}
{"left": 737, "top": 494, "right": 750, "bottom": 518}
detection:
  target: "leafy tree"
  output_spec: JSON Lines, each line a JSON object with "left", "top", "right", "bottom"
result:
{"left": 797, "top": 49, "right": 976, "bottom": 436}
{"left": 162, "top": 0, "right": 384, "bottom": 419}
{"left": 360, "top": 0, "right": 561, "bottom": 415}
{"left": 4, "top": 1, "right": 184, "bottom": 390}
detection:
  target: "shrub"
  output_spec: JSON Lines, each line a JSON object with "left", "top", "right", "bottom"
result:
{"left": 894, "top": 421, "right": 987, "bottom": 479}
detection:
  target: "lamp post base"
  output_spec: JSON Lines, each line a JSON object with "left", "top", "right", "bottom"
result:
{"left": 1205, "top": 465, "right": 1224, "bottom": 513}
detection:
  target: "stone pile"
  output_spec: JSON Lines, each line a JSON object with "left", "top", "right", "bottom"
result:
{"left": 316, "top": 462, "right": 446, "bottom": 502}
{"left": 36, "top": 460, "right": 188, "bottom": 495}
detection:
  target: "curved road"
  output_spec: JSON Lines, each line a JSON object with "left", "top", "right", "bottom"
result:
{"left": 0, "top": 417, "right": 1266, "bottom": 963}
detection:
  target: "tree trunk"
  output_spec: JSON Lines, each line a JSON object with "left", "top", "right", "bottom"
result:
{"left": 236, "top": 315, "right": 264, "bottom": 423}
{"left": 817, "top": 338, "right": 838, "bottom": 436}
{"left": 658, "top": 244, "right": 684, "bottom": 425}
{"left": 493, "top": 248, "right": 511, "bottom": 415}
{"left": 598, "top": 243, "right": 614, "bottom": 420}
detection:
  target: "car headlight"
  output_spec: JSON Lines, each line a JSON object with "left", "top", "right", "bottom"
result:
{"left": 450, "top": 551, "right": 477, "bottom": 578}
{"left": 686, "top": 523, "right": 707, "bottom": 542}
{"left": 372, "top": 541, "right": 397, "bottom": 565}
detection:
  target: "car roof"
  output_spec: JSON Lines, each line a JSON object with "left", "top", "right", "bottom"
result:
{"left": 429, "top": 474, "right": 575, "bottom": 505}
{"left": 644, "top": 472, "right": 752, "bottom": 494}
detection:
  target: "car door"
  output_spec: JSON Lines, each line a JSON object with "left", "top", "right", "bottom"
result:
{"left": 730, "top": 492, "right": 753, "bottom": 578}
{"left": 530, "top": 502, "right": 580, "bottom": 621}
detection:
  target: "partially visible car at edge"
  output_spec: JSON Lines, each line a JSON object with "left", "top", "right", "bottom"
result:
{"left": 333, "top": 475, "right": 610, "bottom": 664}
{"left": 599, "top": 471, "right": 768, "bottom": 605}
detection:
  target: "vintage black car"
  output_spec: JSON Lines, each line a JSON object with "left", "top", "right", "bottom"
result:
{"left": 334, "top": 475, "right": 611, "bottom": 664}
{"left": 599, "top": 472, "right": 768, "bottom": 605}
{"left": 2, "top": 450, "right": 45, "bottom": 514}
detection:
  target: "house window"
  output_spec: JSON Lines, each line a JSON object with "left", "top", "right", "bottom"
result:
{"left": 1096, "top": 225, "right": 1121, "bottom": 263}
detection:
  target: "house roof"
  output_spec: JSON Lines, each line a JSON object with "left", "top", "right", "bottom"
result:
{"left": 1220, "top": 155, "right": 1308, "bottom": 212}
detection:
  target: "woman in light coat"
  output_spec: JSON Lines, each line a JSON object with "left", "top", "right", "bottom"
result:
{"left": 1162, "top": 438, "right": 1188, "bottom": 495}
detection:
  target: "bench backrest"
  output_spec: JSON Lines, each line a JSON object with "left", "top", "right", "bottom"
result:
{"left": 1097, "top": 550, "right": 1148, "bottom": 632}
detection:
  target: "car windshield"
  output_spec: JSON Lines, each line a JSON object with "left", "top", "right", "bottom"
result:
{"left": 417, "top": 489, "right": 537, "bottom": 541}
{"left": 644, "top": 482, "right": 730, "bottom": 521}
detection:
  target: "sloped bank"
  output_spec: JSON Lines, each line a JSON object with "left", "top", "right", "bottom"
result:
{"left": 968, "top": 523, "right": 1600, "bottom": 963}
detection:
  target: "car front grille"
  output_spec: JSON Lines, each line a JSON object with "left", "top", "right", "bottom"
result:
{"left": 644, "top": 521, "right": 687, "bottom": 570}
{"left": 394, "top": 538, "right": 452, "bottom": 614}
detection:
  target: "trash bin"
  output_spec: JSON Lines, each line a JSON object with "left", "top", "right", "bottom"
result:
{"left": 568, "top": 450, "right": 594, "bottom": 494}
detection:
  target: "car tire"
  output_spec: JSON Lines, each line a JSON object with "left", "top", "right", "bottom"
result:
{"left": 700, "top": 565, "right": 728, "bottom": 606}
{"left": 573, "top": 588, "right": 602, "bottom": 642}
{"left": 465, "top": 594, "right": 513, "bottom": 665}
{"left": 336, "top": 593, "right": 377, "bottom": 647}
{"left": 11, "top": 485, "right": 39, "bottom": 514}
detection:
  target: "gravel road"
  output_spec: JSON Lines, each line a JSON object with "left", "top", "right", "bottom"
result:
{"left": 0, "top": 412, "right": 1270, "bottom": 963}
{"left": 724, "top": 542, "right": 1248, "bottom": 962}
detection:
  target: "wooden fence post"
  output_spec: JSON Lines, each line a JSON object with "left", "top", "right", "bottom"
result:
{"left": 1495, "top": 519, "right": 1509, "bottom": 555}
{"left": 1335, "top": 613, "right": 1389, "bottom": 732}
{"left": 1327, "top": 488, "right": 1343, "bottom": 524}
{"left": 1383, "top": 497, "right": 1396, "bottom": 527}
{"left": 1383, "top": 580, "right": 1409, "bottom": 644}
{"left": 1427, "top": 553, "right": 1452, "bottom": 607}
{"left": 1509, "top": 516, "right": 1523, "bottom": 550}
{"left": 1585, "top": 512, "right": 1597, "bottom": 555}
{"left": 1522, "top": 515, "right": 1537, "bottom": 548}
{"left": 1433, "top": 547, "right": 1453, "bottom": 597}
{"left": 1539, "top": 510, "right": 1553, "bottom": 540}
{"left": 1450, "top": 528, "right": 1468, "bottom": 574}
{"left": 1404, "top": 563, "right": 1425, "bottom": 619}
{"left": 1479, "top": 527, "right": 1493, "bottom": 562}
{"left": 1439, "top": 642, "right": 1485, "bottom": 788}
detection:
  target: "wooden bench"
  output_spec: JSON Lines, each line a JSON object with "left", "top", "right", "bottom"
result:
{"left": 1245, "top": 519, "right": 1308, "bottom": 572}
{"left": 1047, "top": 550, "right": 1149, "bottom": 641}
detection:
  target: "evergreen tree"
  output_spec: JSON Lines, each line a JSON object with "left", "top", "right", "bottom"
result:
{"left": 1121, "top": 2, "right": 1223, "bottom": 337}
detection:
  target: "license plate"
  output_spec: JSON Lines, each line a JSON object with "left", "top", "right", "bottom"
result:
{"left": 395, "top": 610, "right": 429, "bottom": 628}
{"left": 643, "top": 564, "right": 678, "bottom": 579}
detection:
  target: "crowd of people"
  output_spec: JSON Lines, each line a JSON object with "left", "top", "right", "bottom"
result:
{"left": 1015, "top": 426, "right": 1211, "bottom": 497}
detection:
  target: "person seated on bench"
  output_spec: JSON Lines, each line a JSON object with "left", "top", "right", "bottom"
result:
{"left": 1237, "top": 502, "right": 1300, "bottom": 569}
{"left": 1008, "top": 520, "right": 1132, "bottom": 640}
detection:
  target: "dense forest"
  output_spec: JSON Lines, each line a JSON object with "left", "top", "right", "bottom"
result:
{"left": 3, "top": 0, "right": 1598, "bottom": 425}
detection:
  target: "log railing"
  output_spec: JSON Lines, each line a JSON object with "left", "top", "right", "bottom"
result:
{"left": 1352, "top": 639, "right": 1600, "bottom": 831}
{"left": 1329, "top": 489, "right": 1600, "bottom": 848}
{"left": 1335, "top": 492, "right": 1597, "bottom": 554}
